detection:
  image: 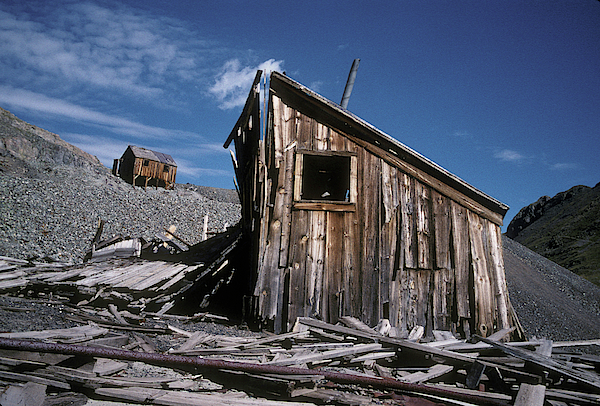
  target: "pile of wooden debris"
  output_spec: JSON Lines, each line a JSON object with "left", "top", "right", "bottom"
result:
{"left": 1, "top": 224, "right": 600, "bottom": 405}
{"left": 0, "top": 225, "right": 241, "bottom": 315}
{"left": 1, "top": 304, "right": 600, "bottom": 405}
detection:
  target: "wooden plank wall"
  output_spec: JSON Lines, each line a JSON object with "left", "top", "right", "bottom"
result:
{"left": 253, "top": 95, "right": 512, "bottom": 337}
{"left": 132, "top": 159, "right": 177, "bottom": 187}
{"left": 229, "top": 86, "right": 263, "bottom": 312}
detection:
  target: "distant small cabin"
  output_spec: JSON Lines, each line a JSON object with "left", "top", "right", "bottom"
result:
{"left": 225, "top": 71, "right": 521, "bottom": 338}
{"left": 113, "top": 145, "right": 177, "bottom": 189}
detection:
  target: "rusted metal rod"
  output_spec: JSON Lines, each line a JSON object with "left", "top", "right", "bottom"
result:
{"left": 0, "top": 337, "right": 508, "bottom": 405}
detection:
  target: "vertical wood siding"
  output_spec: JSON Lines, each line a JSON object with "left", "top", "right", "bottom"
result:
{"left": 251, "top": 95, "right": 513, "bottom": 336}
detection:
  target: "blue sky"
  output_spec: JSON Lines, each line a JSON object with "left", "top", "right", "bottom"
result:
{"left": 1, "top": 0, "right": 598, "bottom": 229}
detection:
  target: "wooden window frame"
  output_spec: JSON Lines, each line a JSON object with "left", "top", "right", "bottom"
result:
{"left": 293, "top": 150, "right": 357, "bottom": 212}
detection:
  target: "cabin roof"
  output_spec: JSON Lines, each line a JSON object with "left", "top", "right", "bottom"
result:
{"left": 268, "top": 71, "right": 509, "bottom": 218}
{"left": 126, "top": 145, "right": 177, "bottom": 166}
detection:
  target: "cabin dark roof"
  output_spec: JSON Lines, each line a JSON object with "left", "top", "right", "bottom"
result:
{"left": 268, "top": 71, "right": 509, "bottom": 219}
{"left": 127, "top": 145, "right": 177, "bottom": 166}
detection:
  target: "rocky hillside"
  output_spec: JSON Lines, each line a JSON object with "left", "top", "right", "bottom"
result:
{"left": 0, "top": 106, "right": 240, "bottom": 264}
{"left": 0, "top": 107, "right": 102, "bottom": 177}
{"left": 506, "top": 183, "right": 600, "bottom": 285}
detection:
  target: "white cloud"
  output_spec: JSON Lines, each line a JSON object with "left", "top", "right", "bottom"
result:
{"left": 0, "top": 2, "right": 205, "bottom": 103}
{"left": 209, "top": 58, "right": 284, "bottom": 109}
{"left": 494, "top": 149, "right": 526, "bottom": 162}
{"left": 61, "top": 133, "right": 128, "bottom": 167}
{"left": 549, "top": 162, "right": 579, "bottom": 171}
{"left": 176, "top": 161, "right": 232, "bottom": 179}
{"left": 0, "top": 86, "right": 199, "bottom": 141}
{"left": 309, "top": 81, "right": 324, "bottom": 93}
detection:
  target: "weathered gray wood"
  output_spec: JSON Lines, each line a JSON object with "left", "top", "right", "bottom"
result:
{"left": 0, "top": 277, "right": 29, "bottom": 289}
{"left": 399, "top": 364, "right": 453, "bottom": 384}
{"left": 360, "top": 152, "right": 381, "bottom": 326}
{"left": 477, "top": 335, "right": 600, "bottom": 392}
{"left": 342, "top": 210, "right": 360, "bottom": 319}
{"left": 96, "top": 386, "right": 316, "bottom": 405}
{"left": 128, "top": 263, "right": 190, "bottom": 291}
{"left": 0, "top": 370, "right": 70, "bottom": 389}
{"left": 432, "top": 268, "right": 454, "bottom": 331}
{"left": 325, "top": 211, "right": 344, "bottom": 324}
{"left": 340, "top": 131, "right": 505, "bottom": 226}
{"left": 0, "top": 324, "right": 109, "bottom": 341}
{"left": 291, "top": 202, "right": 355, "bottom": 212}
{"left": 416, "top": 181, "right": 431, "bottom": 270}
{"left": 432, "top": 190, "right": 451, "bottom": 270}
{"left": 487, "top": 221, "right": 511, "bottom": 331}
{"left": 545, "top": 388, "right": 600, "bottom": 404}
{"left": 92, "top": 358, "right": 128, "bottom": 376}
{"left": 514, "top": 339, "right": 551, "bottom": 406}
{"left": 253, "top": 96, "right": 290, "bottom": 328}
{"left": 278, "top": 143, "right": 296, "bottom": 268}
{"left": 0, "top": 381, "right": 47, "bottom": 406}
{"left": 286, "top": 209, "right": 309, "bottom": 329}
{"left": 404, "top": 269, "right": 431, "bottom": 333}
{"left": 266, "top": 343, "right": 383, "bottom": 366}
{"left": 114, "top": 262, "right": 176, "bottom": 290}
{"left": 388, "top": 210, "right": 402, "bottom": 329}
{"left": 380, "top": 163, "right": 399, "bottom": 321}
{"left": 306, "top": 211, "right": 326, "bottom": 319}
{"left": 467, "top": 210, "right": 495, "bottom": 337}
{"left": 0, "top": 269, "right": 25, "bottom": 280}
{"left": 297, "top": 317, "right": 475, "bottom": 365}
{"left": 450, "top": 201, "right": 471, "bottom": 336}
{"left": 400, "top": 173, "right": 416, "bottom": 269}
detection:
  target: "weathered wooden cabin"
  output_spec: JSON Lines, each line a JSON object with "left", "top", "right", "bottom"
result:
{"left": 225, "top": 71, "right": 518, "bottom": 337}
{"left": 113, "top": 145, "right": 177, "bottom": 189}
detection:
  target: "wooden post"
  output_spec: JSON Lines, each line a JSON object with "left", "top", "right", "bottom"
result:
{"left": 202, "top": 215, "right": 208, "bottom": 241}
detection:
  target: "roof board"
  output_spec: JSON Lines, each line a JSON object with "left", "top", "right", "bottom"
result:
{"left": 127, "top": 145, "right": 177, "bottom": 166}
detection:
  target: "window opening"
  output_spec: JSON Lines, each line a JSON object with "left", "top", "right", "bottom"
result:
{"left": 301, "top": 154, "right": 350, "bottom": 201}
{"left": 143, "top": 159, "right": 150, "bottom": 167}
{"left": 163, "top": 165, "right": 170, "bottom": 173}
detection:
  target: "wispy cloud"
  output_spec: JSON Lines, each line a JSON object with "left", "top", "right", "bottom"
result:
{"left": 0, "top": 2, "right": 211, "bottom": 106}
{"left": 209, "top": 58, "right": 284, "bottom": 109}
{"left": 0, "top": 86, "right": 200, "bottom": 142}
{"left": 0, "top": 1, "right": 280, "bottom": 186}
{"left": 61, "top": 133, "right": 128, "bottom": 166}
{"left": 493, "top": 147, "right": 580, "bottom": 173}
{"left": 494, "top": 149, "right": 526, "bottom": 163}
{"left": 0, "top": 1, "right": 285, "bottom": 113}
{"left": 452, "top": 130, "right": 473, "bottom": 140}
{"left": 176, "top": 158, "right": 233, "bottom": 179}
{"left": 549, "top": 162, "right": 579, "bottom": 171}
{"left": 309, "top": 81, "right": 324, "bottom": 93}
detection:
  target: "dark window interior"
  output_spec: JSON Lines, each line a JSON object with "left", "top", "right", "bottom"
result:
{"left": 163, "top": 165, "right": 170, "bottom": 172}
{"left": 301, "top": 154, "right": 350, "bottom": 201}
{"left": 143, "top": 159, "right": 150, "bottom": 166}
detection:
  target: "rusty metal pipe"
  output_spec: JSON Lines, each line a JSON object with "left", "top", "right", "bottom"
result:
{"left": 0, "top": 337, "right": 508, "bottom": 405}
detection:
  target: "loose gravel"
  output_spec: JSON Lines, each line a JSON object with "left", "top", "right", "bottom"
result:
{"left": 0, "top": 165, "right": 240, "bottom": 264}
{"left": 503, "top": 236, "right": 600, "bottom": 342}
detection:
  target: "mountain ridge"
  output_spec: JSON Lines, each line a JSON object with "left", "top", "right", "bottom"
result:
{"left": 0, "top": 106, "right": 103, "bottom": 177}
{"left": 506, "top": 182, "right": 600, "bottom": 285}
